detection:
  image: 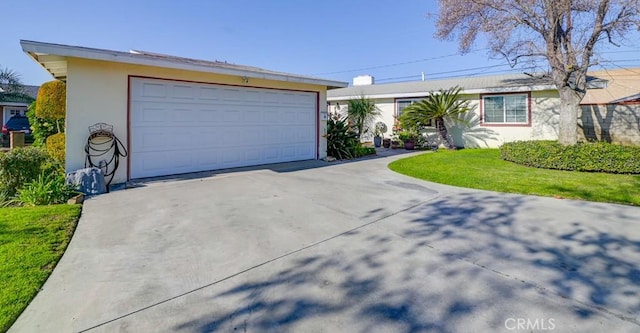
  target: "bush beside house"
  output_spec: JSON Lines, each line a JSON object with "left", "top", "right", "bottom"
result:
{"left": 325, "top": 116, "right": 376, "bottom": 160}
{"left": 26, "top": 102, "right": 57, "bottom": 147}
{"left": 0, "top": 147, "right": 77, "bottom": 206}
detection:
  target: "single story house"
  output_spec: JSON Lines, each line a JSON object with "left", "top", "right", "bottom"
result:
{"left": 21, "top": 40, "right": 347, "bottom": 184}
{"left": 327, "top": 70, "right": 640, "bottom": 147}
{"left": 1, "top": 85, "right": 39, "bottom": 125}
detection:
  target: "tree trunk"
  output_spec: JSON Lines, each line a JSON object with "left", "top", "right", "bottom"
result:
{"left": 557, "top": 86, "right": 582, "bottom": 146}
{"left": 436, "top": 117, "right": 455, "bottom": 149}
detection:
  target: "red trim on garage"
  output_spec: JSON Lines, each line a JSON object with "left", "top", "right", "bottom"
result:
{"left": 316, "top": 92, "right": 320, "bottom": 159}
{"left": 126, "top": 77, "right": 132, "bottom": 181}
{"left": 479, "top": 91, "right": 532, "bottom": 127}
{"left": 126, "top": 75, "right": 322, "bottom": 180}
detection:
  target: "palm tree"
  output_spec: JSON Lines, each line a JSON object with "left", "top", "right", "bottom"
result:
{"left": 0, "top": 67, "right": 25, "bottom": 101}
{"left": 346, "top": 95, "right": 381, "bottom": 141}
{"left": 399, "top": 86, "right": 475, "bottom": 149}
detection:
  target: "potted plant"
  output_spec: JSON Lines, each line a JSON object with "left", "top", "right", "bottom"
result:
{"left": 390, "top": 134, "right": 401, "bottom": 149}
{"left": 398, "top": 131, "right": 418, "bottom": 150}
{"left": 373, "top": 121, "right": 388, "bottom": 148}
{"left": 382, "top": 138, "right": 391, "bottom": 148}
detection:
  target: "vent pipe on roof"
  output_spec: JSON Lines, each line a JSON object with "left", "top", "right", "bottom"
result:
{"left": 421, "top": 72, "right": 425, "bottom": 81}
{"left": 353, "top": 75, "right": 374, "bottom": 86}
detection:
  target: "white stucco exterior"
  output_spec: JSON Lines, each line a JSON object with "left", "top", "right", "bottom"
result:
{"left": 329, "top": 90, "right": 561, "bottom": 148}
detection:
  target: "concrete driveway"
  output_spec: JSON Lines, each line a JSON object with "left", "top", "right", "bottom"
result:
{"left": 10, "top": 151, "right": 640, "bottom": 333}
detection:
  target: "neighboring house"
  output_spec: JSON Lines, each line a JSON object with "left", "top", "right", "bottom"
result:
{"left": 579, "top": 69, "right": 640, "bottom": 145}
{"left": 21, "top": 40, "right": 347, "bottom": 184}
{"left": 327, "top": 70, "right": 640, "bottom": 147}
{"left": 0, "top": 85, "right": 39, "bottom": 125}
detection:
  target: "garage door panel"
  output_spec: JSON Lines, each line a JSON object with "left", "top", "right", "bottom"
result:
{"left": 282, "top": 146, "right": 297, "bottom": 159}
{"left": 197, "top": 108, "right": 220, "bottom": 122}
{"left": 297, "top": 145, "right": 314, "bottom": 157}
{"left": 133, "top": 131, "right": 193, "bottom": 153}
{"left": 297, "top": 111, "right": 314, "bottom": 123}
{"left": 197, "top": 152, "right": 219, "bottom": 168}
{"left": 131, "top": 78, "right": 317, "bottom": 179}
{"left": 173, "top": 107, "right": 199, "bottom": 121}
{"left": 245, "top": 129, "right": 262, "bottom": 142}
{"left": 244, "top": 147, "right": 263, "bottom": 163}
{"left": 198, "top": 87, "right": 220, "bottom": 100}
{"left": 136, "top": 151, "right": 194, "bottom": 172}
{"left": 220, "top": 110, "right": 243, "bottom": 122}
{"left": 220, "top": 150, "right": 243, "bottom": 165}
{"left": 197, "top": 128, "right": 221, "bottom": 148}
{"left": 141, "top": 82, "right": 167, "bottom": 98}
{"left": 131, "top": 103, "right": 168, "bottom": 123}
{"left": 242, "top": 109, "right": 262, "bottom": 123}
{"left": 171, "top": 85, "right": 195, "bottom": 99}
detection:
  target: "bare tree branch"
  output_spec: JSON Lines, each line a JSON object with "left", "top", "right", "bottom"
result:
{"left": 434, "top": 0, "right": 640, "bottom": 145}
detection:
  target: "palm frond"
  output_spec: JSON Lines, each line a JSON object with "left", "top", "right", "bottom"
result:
{"left": 346, "top": 94, "right": 381, "bottom": 139}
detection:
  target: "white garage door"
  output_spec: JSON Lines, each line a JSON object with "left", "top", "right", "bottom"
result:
{"left": 130, "top": 78, "right": 317, "bottom": 179}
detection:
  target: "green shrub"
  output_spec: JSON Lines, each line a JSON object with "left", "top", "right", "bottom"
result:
{"left": 500, "top": 140, "right": 640, "bottom": 174}
{"left": 326, "top": 116, "right": 359, "bottom": 160}
{"left": 0, "top": 147, "right": 50, "bottom": 199}
{"left": 353, "top": 146, "right": 376, "bottom": 158}
{"left": 46, "top": 133, "right": 66, "bottom": 163}
{"left": 35, "top": 80, "right": 66, "bottom": 120}
{"left": 16, "top": 173, "right": 78, "bottom": 206}
{"left": 397, "top": 130, "right": 419, "bottom": 143}
{"left": 26, "top": 101, "right": 58, "bottom": 147}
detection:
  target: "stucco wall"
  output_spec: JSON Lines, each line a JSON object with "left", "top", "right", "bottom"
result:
{"left": 329, "top": 90, "right": 560, "bottom": 148}
{"left": 453, "top": 90, "right": 560, "bottom": 148}
{"left": 66, "top": 58, "right": 329, "bottom": 184}
{"left": 328, "top": 98, "right": 396, "bottom": 141}
{"left": 579, "top": 104, "right": 640, "bottom": 145}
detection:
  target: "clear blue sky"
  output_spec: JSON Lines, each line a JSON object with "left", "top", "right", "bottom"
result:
{"left": 2, "top": 0, "right": 639, "bottom": 86}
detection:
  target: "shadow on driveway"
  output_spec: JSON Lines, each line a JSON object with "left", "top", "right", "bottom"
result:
{"left": 125, "top": 148, "right": 421, "bottom": 189}
{"left": 165, "top": 192, "right": 640, "bottom": 332}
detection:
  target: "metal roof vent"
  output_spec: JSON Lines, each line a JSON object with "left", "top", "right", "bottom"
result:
{"left": 353, "top": 75, "right": 375, "bottom": 86}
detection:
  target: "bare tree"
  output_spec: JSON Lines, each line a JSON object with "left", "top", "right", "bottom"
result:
{"left": 435, "top": 0, "right": 640, "bottom": 145}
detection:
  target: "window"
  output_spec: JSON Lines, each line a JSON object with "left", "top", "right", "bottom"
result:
{"left": 3, "top": 106, "right": 27, "bottom": 125}
{"left": 10, "top": 109, "right": 25, "bottom": 117}
{"left": 482, "top": 94, "right": 529, "bottom": 124}
{"left": 396, "top": 98, "right": 433, "bottom": 127}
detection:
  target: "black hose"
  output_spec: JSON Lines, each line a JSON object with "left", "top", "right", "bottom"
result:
{"left": 84, "top": 132, "right": 128, "bottom": 191}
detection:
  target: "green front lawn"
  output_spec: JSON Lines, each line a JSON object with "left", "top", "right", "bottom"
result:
{"left": 0, "top": 205, "right": 81, "bottom": 332}
{"left": 389, "top": 149, "right": 640, "bottom": 206}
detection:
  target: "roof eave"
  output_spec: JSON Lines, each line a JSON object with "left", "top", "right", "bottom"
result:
{"left": 20, "top": 40, "right": 348, "bottom": 88}
{"left": 327, "top": 84, "right": 557, "bottom": 101}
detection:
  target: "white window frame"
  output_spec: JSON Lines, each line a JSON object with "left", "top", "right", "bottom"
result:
{"left": 3, "top": 106, "right": 27, "bottom": 125}
{"left": 481, "top": 93, "right": 530, "bottom": 125}
{"left": 395, "top": 98, "right": 433, "bottom": 127}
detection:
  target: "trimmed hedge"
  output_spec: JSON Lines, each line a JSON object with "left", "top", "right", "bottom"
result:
{"left": 46, "top": 133, "right": 66, "bottom": 164}
{"left": 26, "top": 101, "right": 58, "bottom": 147}
{"left": 35, "top": 80, "right": 66, "bottom": 120}
{"left": 500, "top": 140, "right": 640, "bottom": 174}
